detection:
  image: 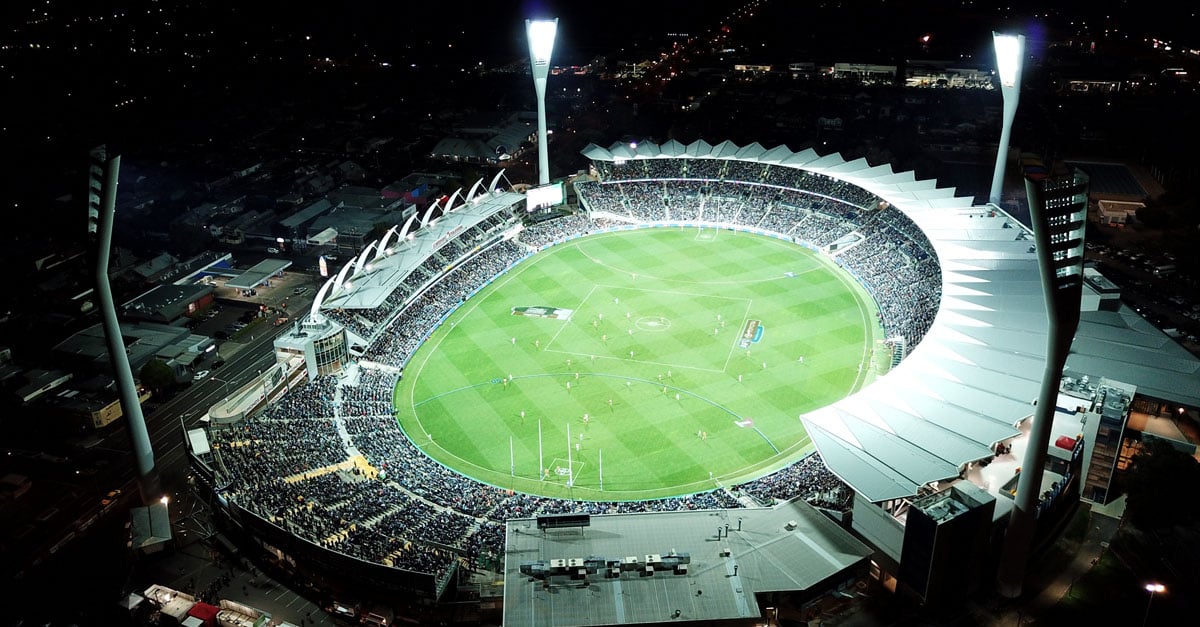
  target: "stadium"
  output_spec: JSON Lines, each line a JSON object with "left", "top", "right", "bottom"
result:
{"left": 185, "top": 140, "right": 1200, "bottom": 624}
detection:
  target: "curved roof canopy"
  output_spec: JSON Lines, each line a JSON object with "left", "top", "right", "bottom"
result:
{"left": 317, "top": 191, "right": 524, "bottom": 311}
{"left": 581, "top": 139, "right": 1200, "bottom": 502}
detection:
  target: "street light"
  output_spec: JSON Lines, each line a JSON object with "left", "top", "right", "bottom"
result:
{"left": 526, "top": 18, "right": 558, "bottom": 185}
{"left": 1142, "top": 583, "right": 1165, "bottom": 627}
{"left": 989, "top": 32, "right": 1026, "bottom": 206}
{"left": 213, "top": 376, "right": 235, "bottom": 398}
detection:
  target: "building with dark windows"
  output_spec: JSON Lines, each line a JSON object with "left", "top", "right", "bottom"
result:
{"left": 273, "top": 315, "right": 350, "bottom": 381}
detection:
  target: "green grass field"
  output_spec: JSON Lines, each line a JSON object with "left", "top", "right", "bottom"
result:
{"left": 394, "top": 227, "right": 885, "bottom": 500}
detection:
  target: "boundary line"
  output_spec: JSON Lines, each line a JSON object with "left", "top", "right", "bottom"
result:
{"left": 397, "top": 228, "right": 877, "bottom": 499}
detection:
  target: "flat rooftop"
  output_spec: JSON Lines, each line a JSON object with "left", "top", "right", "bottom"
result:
{"left": 503, "top": 502, "right": 872, "bottom": 626}
{"left": 226, "top": 259, "right": 292, "bottom": 290}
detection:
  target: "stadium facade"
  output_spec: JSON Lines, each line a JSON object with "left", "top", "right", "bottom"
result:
{"left": 185, "top": 139, "right": 1200, "bottom": 620}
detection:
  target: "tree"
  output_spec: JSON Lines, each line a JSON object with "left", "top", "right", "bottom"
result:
{"left": 1124, "top": 438, "right": 1200, "bottom": 531}
{"left": 138, "top": 359, "right": 177, "bottom": 398}
{"left": 1135, "top": 204, "right": 1172, "bottom": 229}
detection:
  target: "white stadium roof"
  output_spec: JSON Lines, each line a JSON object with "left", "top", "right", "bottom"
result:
{"left": 582, "top": 139, "right": 1200, "bottom": 503}
{"left": 318, "top": 190, "right": 525, "bottom": 311}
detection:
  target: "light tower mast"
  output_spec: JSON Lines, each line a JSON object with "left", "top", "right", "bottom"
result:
{"left": 526, "top": 18, "right": 558, "bottom": 185}
{"left": 990, "top": 32, "right": 1026, "bottom": 206}
{"left": 997, "top": 166, "right": 1090, "bottom": 597}
{"left": 88, "top": 146, "right": 161, "bottom": 505}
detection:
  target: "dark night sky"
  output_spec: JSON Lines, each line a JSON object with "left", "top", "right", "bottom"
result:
{"left": 1, "top": 0, "right": 1197, "bottom": 223}
{"left": 1, "top": 3, "right": 1199, "bottom": 625}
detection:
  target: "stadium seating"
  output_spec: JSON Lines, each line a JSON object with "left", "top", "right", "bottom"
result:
{"left": 209, "top": 157, "right": 944, "bottom": 582}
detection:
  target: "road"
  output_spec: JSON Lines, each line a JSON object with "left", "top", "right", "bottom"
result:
{"left": 111, "top": 323, "right": 288, "bottom": 498}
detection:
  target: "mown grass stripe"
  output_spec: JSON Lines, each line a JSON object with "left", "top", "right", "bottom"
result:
{"left": 396, "top": 228, "right": 883, "bottom": 500}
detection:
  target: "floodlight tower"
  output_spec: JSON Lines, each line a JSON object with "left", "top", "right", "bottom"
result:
{"left": 88, "top": 146, "right": 161, "bottom": 505}
{"left": 989, "top": 32, "right": 1026, "bottom": 206}
{"left": 526, "top": 18, "right": 558, "bottom": 185}
{"left": 997, "top": 166, "right": 1090, "bottom": 598}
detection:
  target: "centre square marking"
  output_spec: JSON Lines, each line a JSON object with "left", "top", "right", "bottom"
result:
{"left": 543, "top": 285, "right": 753, "bottom": 373}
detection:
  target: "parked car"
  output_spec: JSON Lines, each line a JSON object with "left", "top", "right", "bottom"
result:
{"left": 101, "top": 489, "right": 122, "bottom": 507}
{"left": 193, "top": 370, "right": 211, "bottom": 381}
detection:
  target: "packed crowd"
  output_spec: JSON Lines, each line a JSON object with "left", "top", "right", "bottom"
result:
{"left": 210, "top": 181, "right": 887, "bottom": 583}
{"left": 594, "top": 156, "right": 881, "bottom": 209}
{"left": 208, "top": 374, "right": 464, "bottom": 581}
{"left": 363, "top": 240, "right": 527, "bottom": 369}
{"left": 324, "top": 211, "right": 517, "bottom": 342}
{"left": 219, "top": 371, "right": 850, "bottom": 573}
{"left": 576, "top": 178, "right": 865, "bottom": 241}
{"left": 834, "top": 208, "right": 941, "bottom": 346}
{"left": 733, "top": 453, "right": 853, "bottom": 510}
{"left": 516, "top": 213, "right": 594, "bottom": 248}
{"left": 576, "top": 177, "right": 941, "bottom": 349}
{"left": 339, "top": 368, "right": 396, "bottom": 418}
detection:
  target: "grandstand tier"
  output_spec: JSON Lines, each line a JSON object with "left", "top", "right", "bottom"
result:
{"left": 200, "top": 143, "right": 1200, "bottom": 603}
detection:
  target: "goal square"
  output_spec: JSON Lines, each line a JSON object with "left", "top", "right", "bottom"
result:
{"left": 545, "top": 285, "right": 751, "bottom": 373}
{"left": 545, "top": 458, "right": 586, "bottom": 486}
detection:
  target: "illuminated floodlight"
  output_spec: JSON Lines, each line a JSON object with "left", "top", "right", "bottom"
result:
{"left": 527, "top": 20, "right": 557, "bottom": 67}
{"left": 526, "top": 18, "right": 559, "bottom": 185}
{"left": 989, "top": 31, "right": 1026, "bottom": 206}
{"left": 993, "top": 33, "right": 1023, "bottom": 88}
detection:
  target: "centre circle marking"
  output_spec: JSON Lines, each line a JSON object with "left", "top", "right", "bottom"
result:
{"left": 635, "top": 315, "right": 672, "bottom": 331}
